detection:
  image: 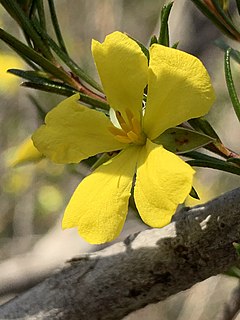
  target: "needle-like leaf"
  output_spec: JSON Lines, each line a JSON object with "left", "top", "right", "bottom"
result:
{"left": 224, "top": 48, "right": 240, "bottom": 122}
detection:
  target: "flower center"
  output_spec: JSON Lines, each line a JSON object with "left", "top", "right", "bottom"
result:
{"left": 108, "top": 109, "right": 146, "bottom": 145}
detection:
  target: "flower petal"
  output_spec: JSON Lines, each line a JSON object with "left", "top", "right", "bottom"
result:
{"left": 92, "top": 31, "right": 148, "bottom": 121}
{"left": 143, "top": 44, "right": 215, "bottom": 140}
{"left": 32, "top": 94, "right": 124, "bottom": 164}
{"left": 134, "top": 140, "right": 194, "bottom": 227}
{"left": 0, "top": 53, "right": 24, "bottom": 94}
{"left": 10, "top": 136, "right": 43, "bottom": 167}
{"left": 62, "top": 146, "right": 140, "bottom": 244}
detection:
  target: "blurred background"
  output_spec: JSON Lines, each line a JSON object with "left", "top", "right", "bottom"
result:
{"left": 0, "top": 0, "right": 240, "bottom": 319}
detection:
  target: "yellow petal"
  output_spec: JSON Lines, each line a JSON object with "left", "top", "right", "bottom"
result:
{"left": 32, "top": 94, "right": 124, "bottom": 164}
{"left": 9, "top": 136, "right": 43, "bottom": 167}
{"left": 143, "top": 44, "right": 215, "bottom": 140}
{"left": 62, "top": 146, "right": 140, "bottom": 244}
{"left": 134, "top": 139, "right": 194, "bottom": 227}
{"left": 92, "top": 31, "right": 148, "bottom": 121}
{"left": 0, "top": 53, "right": 24, "bottom": 94}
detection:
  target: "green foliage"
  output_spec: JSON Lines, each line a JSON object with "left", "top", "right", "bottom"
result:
{"left": 0, "top": 0, "right": 240, "bottom": 182}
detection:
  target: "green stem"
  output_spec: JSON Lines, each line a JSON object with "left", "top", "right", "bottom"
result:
{"left": 0, "top": 0, "right": 53, "bottom": 59}
{"left": 36, "top": 0, "right": 46, "bottom": 32}
{"left": 224, "top": 48, "right": 240, "bottom": 122}
{"left": 0, "top": 28, "right": 74, "bottom": 86}
{"left": 48, "top": 0, "right": 68, "bottom": 55}
{"left": 186, "top": 159, "right": 240, "bottom": 176}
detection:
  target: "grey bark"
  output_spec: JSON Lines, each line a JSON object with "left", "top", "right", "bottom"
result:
{"left": 0, "top": 187, "right": 240, "bottom": 320}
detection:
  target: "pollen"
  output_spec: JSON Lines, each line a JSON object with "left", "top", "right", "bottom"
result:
{"left": 108, "top": 109, "right": 146, "bottom": 145}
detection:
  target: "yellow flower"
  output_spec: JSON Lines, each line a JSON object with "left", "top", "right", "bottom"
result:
{"left": 0, "top": 53, "right": 23, "bottom": 93}
{"left": 32, "top": 32, "right": 215, "bottom": 244}
{"left": 9, "top": 136, "right": 43, "bottom": 167}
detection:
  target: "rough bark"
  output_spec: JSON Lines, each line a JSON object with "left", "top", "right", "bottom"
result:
{"left": 0, "top": 188, "right": 240, "bottom": 320}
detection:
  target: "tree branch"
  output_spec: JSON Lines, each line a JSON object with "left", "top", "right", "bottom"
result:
{"left": 0, "top": 188, "right": 240, "bottom": 320}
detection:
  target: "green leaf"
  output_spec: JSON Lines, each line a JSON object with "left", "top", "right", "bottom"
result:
{"left": 79, "top": 93, "right": 110, "bottom": 111}
{"left": 227, "top": 157, "right": 240, "bottom": 165}
{"left": 91, "top": 153, "right": 112, "bottom": 171}
{"left": 0, "top": 0, "right": 52, "bottom": 59}
{"left": 224, "top": 48, "right": 240, "bottom": 122}
{"left": 215, "top": 39, "right": 240, "bottom": 64}
{"left": 188, "top": 117, "right": 220, "bottom": 140}
{"left": 226, "top": 266, "right": 240, "bottom": 278}
{"left": 153, "top": 127, "right": 214, "bottom": 154}
{"left": 158, "top": 2, "right": 173, "bottom": 46}
{"left": 36, "top": 0, "right": 46, "bottom": 32}
{"left": 189, "top": 187, "right": 200, "bottom": 200}
{"left": 48, "top": 0, "right": 68, "bottom": 55}
{"left": 211, "top": 0, "right": 240, "bottom": 35}
{"left": 31, "top": 18, "right": 103, "bottom": 92}
{"left": 9, "top": 68, "right": 54, "bottom": 82}
{"left": 191, "top": 0, "right": 237, "bottom": 39}
{"left": 20, "top": 77, "right": 109, "bottom": 111}
{"left": 21, "top": 81, "right": 77, "bottom": 97}
{"left": 186, "top": 159, "right": 240, "bottom": 176}
{"left": 150, "top": 35, "right": 158, "bottom": 46}
{"left": 171, "top": 41, "right": 179, "bottom": 49}
{"left": 184, "top": 150, "right": 226, "bottom": 163}
{"left": 0, "top": 28, "right": 72, "bottom": 85}
{"left": 127, "top": 34, "right": 149, "bottom": 61}
{"left": 185, "top": 150, "right": 240, "bottom": 176}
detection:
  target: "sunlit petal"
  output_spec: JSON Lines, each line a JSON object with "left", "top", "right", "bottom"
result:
{"left": 62, "top": 146, "right": 140, "bottom": 244}
{"left": 32, "top": 94, "right": 125, "bottom": 164}
{"left": 143, "top": 44, "right": 215, "bottom": 140}
{"left": 134, "top": 140, "right": 194, "bottom": 227}
{"left": 92, "top": 31, "right": 148, "bottom": 121}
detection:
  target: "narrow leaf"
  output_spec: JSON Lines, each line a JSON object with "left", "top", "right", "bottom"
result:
{"left": 153, "top": 127, "right": 214, "bottom": 154}
{"left": 211, "top": 0, "right": 240, "bottom": 35}
{"left": 36, "top": 0, "right": 46, "bottom": 31}
{"left": 91, "top": 153, "right": 112, "bottom": 171}
{"left": 186, "top": 159, "right": 240, "bottom": 176}
{"left": 48, "top": 0, "right": 68, "bottom": 55}
{"left": 215, "top": 39, "right": 240, "bottom": 64}
{"left": 158, "top": 2, "right": 173, "bottom": 46}
{"left": 150, "top": 35, "right": 158, "bottom": 46}
{"left": 0, "top": 29, "right": 72, "bottom": 85}
{"left": 226, "top": 266, "right": 240, "bottom": 278}
{"left": 188, "top": 117, "right": 220, "bottom": 140}
{"left": 21, "top": 81, "right": 77, "bottom": 96}
{"left": 0, "top": 0, "right": 52, "bottom": 59}
{"left": 31, "top": 19, "right": 103, "bottom": 92}
{"left": 224, "top": 48, "right": 240, "bottom": 122}
{"left": 191, "top": 0, "right": 237, "bottom": 39}
{"left": 171, "top": 41, "right": 179, "bottom": 49}
{"left": 227, "top": 157, "right": 240, "bottom": 165}
{"left": 8, "top": 68, "right": 54, "bottom": 82}
{"left": 185, "top": 150, "right": 226, "bottom": 163}
{"left": 21, "top": 80, "right": 109, "bottom": 111}
{"left": 189, "top": 187, "right": 200, "bottom": 200}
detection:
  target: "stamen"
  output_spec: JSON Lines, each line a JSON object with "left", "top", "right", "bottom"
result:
{"left": 132, "top": 117, "right": 142, "bottom": 135}
{"left": 108, "top": 109, "right": 146, "bottom": 145}
{"left": 115, "top": 135, "right": 132, "bottom": 144}
{"left": 127, "top": 131, "right": 139, "bottom": 142}
{"left": 125, "top": 108, "right": 134, "bottom": 129}
{"left": 115, "top": 111, "right": 126, "bottom": 127}
{"left": 108, "top": 126, "right": 125, "bottom": 136}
